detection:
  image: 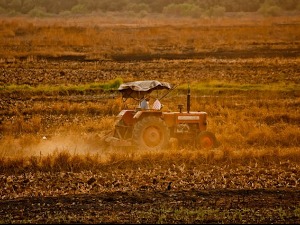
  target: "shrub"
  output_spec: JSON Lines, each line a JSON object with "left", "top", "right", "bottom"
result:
{"left": 162, "top": 3, "right": 203, "bottom": 18}
{"left": 297, "top": 2, "right": 300, "bottom": 11}
{"left": 28, "top": 7, "right": 48, "bottom": 18}
{"left": 0, "top": 6, "right": 6, "bottom": 15}
{"left": 258, "top": 1, "right": 283, "bottom": 17}
{"left": 71, "top": 4, "right": 88, "bottom": 15}
{"left": 205, "top": 5, "right": 226, "bottom": 17}
{"left": 125, "top": 3, "right": 151, "bottom": 14}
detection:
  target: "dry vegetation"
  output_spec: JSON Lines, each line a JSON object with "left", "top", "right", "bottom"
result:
{"left": 0, "top": 15, "right": 299, "bottom": 223}
{"left": 0, "top": 15, "right": 299, "bottom": 61}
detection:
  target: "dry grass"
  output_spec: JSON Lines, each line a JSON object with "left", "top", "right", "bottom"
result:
{"left": 0, "top": 15, "right": 299, "bottom": 60}
{"left": 1, "top": 144, "right": 300, "bottom": 175}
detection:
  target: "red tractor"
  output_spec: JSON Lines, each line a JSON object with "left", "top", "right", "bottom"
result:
{"left": 105, "top": 80, "right": 219, "bottom": 150}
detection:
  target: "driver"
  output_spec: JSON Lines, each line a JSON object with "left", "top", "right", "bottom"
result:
{"left": 140, "top": 96, "right": 150, "bottom": 110}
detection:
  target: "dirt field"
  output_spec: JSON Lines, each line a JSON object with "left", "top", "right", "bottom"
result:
{"left": 1, "top": 188, "right": 300, "bottom": 223}
{"left": 1, "top": 160, "right": 300, "bottom": 223}
{"left": 0, "top": 16, "right": 299, "bottom": 223}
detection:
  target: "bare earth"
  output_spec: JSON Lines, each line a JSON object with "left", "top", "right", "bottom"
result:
{"left": 1, "top": 189, "right": 300, "bottom": 223}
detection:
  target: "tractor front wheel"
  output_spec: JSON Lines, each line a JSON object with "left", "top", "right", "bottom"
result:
{"left": 195, "top": 131, "right": 219, "bottom": 149}
{"left": 133, "top": 116, "right": 170, "bottom": 151}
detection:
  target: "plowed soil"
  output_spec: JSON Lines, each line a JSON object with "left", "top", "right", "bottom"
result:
{"left": 1, "top": 189, "right": 300, "bottom": 223}
{"left": 1, "top": 160, "right": 300, "bottom": 224}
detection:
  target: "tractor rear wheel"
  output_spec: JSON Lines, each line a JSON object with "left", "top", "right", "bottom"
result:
{"left": 133, "top": 116, "right": 170, "bottom": 151}
{"left": 195, "top": 131, "right": 219, "bottom": 149}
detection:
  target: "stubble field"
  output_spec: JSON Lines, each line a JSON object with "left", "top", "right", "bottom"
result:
{"left": 0, "top": 15, "right": 300, "bottom": 223}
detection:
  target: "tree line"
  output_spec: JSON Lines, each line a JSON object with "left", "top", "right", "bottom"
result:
{"left": 0, "top": 0, "right": 299, "bottom": 17}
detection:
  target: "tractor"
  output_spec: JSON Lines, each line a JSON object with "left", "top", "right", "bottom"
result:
{"left": 105, "top": 80, "right": 219, "bottom": 150}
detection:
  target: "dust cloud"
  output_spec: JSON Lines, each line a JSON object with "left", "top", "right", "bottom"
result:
{"left": 33, "top": 134, "right": 103, "bottom": 157}
{"left": 0, "top": 133, "right": 107, "bottom": 158}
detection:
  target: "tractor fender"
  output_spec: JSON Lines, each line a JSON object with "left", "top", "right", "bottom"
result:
{"left": 133, "top": 110, "right": 163, "bottom": 120}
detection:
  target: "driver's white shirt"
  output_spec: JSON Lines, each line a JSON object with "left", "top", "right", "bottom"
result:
{"left": 152, "top": 99, "right": 162, "bottom": 110}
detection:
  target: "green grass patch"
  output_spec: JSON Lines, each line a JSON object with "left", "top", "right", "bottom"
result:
{"left": 177, "top": 80, "right": 299, "bottom": 92}
{"left": 89, "top": 77, "right": 123, "bottom": 90}
{"left": 0, "top": 84, "right": 34, "bottom": 91}
{"left": 0, "top": 77, "right": 124, "bottom": 94}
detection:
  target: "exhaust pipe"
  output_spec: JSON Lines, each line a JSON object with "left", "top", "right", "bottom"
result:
{"left": 187, "top": 84, "right": 190, "bottom": 113}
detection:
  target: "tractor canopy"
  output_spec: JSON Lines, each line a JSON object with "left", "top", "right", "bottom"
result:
{"left": 118, "top": 80, "right": 173, "bottom": 100}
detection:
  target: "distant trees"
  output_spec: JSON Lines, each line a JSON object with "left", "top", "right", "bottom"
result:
{"left": 0, "top": 0, "right": 298, "bottom": 17}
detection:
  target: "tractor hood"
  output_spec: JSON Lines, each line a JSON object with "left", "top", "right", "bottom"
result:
{"left": 118, "top": 80, "right": 172, "bottom": 99}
